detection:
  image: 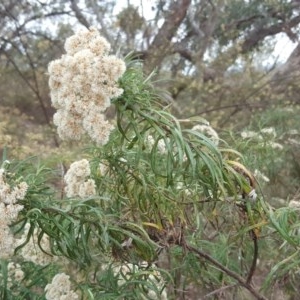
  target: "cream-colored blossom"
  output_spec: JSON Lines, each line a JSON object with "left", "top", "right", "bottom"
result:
{"left": 0, "top": 169, "right": 27, "bottom": 259}
{"left": 82, "top": 108, "right": 115, "bottom": 145}
{"left": 88, "top": 35, "right": 111, "bottom": 56}
{"left": 192, "top": 124, "right": 219, "bottom": 146}
{"left": 0, "top": 202, "right": 24, "bottom": 258}
{"left": 45, "top": 273, "right": 79, "bottom": 300}
{"left": 78, "top": 179, "right": 96, "bottom": 198}
{"left": 4, "top": 203, "right": 24, "bottom": 221}
{"left": 64, "top": 159, "right": 96, "bottom": 199}
{"left": 268, "top": 142, "right": 284, "bottom": 150}
{"left": 19, "top": 224, "right": 55, "bottom": 266}
{"left": 261, "top": 127, "right": 276, "bottom": 138}
{"left": 289, "top": 200, "right": 300, "bottom": 209}
{"left": 287, "top": 138, "right": 300, "bottom": 145}
{"left": 0, "top": 220, "right": 15, "bottom": 259}
{"left": 0, "top": 169, "right": 28, "bottom": 205}
{"left": 240, "top": 130, "right": 259, "bottom": 139}
{"left": 48, "top": 59, "right": 65, "bottom": 81}
{"left": 48, "top": 27, "right": 126, "bottom": 145}
{"left": 101, "top": 55, "right": 127, "bottom": 81}
{"left": 64, "top": 27, "right": 110, "bottom": 56}
{"left": 7, "top": 262, "right": 25, "bottom": 288}
{"left": 53, "top": 110, "right": 84, "bottom": 140}
{"left": 65, "top": 159, "right": 90, "bottom": 179}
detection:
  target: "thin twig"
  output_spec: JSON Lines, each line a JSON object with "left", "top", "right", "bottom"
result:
{"left": 70, "top": 0, "right": 90, "bottom": 28}
{"left": 203, "top": 284, "right": 236, "bottom": 298}
{"left": 185, "top": 243, "right": 268, "bottom": 300}
{"left": 246, "top": 230, "right": 259, "bottom": 284}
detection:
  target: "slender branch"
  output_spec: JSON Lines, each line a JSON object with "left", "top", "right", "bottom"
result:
{"left": 15, "top": 28, "right": 51, "bottom": 124}
{"left": 247, "top": 230, "right": 259, "bottom": 284}
{"left": 22, "top": 11, "right": 71, "bottom": 28}
{"left": 87, "top": 0, "right": 113, "bottom": 45}
{"left": 70, "top": 0, "right": 90, "bottom": 28}
{"left": 185, "top": 243, "right": 268, "bottom": 300}
{"left": 241, "top": 14, "right": 300, "bottom": 53}
{"left": 197, "top": 103, "right": 263, "bottom": 115}
{"left": 2, "top": 49, "right": 60, "bottom": 148}
{"left": 143, "top": 0, "right": 191, "bottom": 74}
{"left": 203, "top": 284, "right": 236, "bottom": 298}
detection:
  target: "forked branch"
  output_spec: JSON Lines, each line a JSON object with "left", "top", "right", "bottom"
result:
{"left": 185, "top": 243, "right": 267, "bottom": 300}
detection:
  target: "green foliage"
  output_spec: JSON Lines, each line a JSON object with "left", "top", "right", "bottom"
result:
{"left": 117, "top": 5, "right": 145, "bottom": 38}
{"left": 228, "top": 106, "right": 300, "bottom": 199}
{"left": 2, "top": 55, "right": 300, "bottom": 299}
{"left": 1, "top": 60, "right": 270, "bottom": 299}
{"left": 222, "top": 105, "right": 300, "bottom": 295}
{"left": 1, "top": 1, "right": 300, "bottom": 298}
{"left": 217, "top": 0, "right": 293, "bottom": 46}
{"left": 0, "top": 260, "right": 58, "bottom": 300}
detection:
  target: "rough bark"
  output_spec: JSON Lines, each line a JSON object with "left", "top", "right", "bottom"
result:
{"left": 70, "top": 0, "right": 90, "bottom": 29}
{"left": 143, "top": 0, "right": 191, "bottom": 75}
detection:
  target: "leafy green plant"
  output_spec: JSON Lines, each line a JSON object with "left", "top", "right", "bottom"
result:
{"left": 2, "top": 28, "right": 299, "bottom": 300}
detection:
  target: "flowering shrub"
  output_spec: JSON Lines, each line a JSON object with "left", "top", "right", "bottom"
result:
{"left": 0, "top": 164, "right": 27, "bottom": 259}
{"left": 45, "top": 273, "right": 79, "bottom": 300}
{"left": 2, "top": 27, "right": 300, "bottom": 299}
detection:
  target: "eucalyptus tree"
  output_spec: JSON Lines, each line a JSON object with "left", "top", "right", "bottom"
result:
{"left": 1, "top": 0, "right": 300, "bottom": 127}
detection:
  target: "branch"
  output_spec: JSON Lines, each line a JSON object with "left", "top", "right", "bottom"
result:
{"left": 185, "top": 243, "right": 268, "bottom": 300}
{"left": 224, "top": 15, "right": 264, "bottom": 32}
{"left": 86, "top": 1, "right": 114, "bottom": 45}
{"left": 23, "top": 11, "right": 72, "bottom": 28}
{"left": 172, "top": 43, "right": 193, "bottom": 61}
{"left": 0, "top": 38, "right": 60, "bottom": 147}
{"left": 270, "top": 41, "right": 300, "bottom": 84}
{"left": 203, "top": 284, "right": 236, "bottom": 298}
{"left": 247, "top": 230, "right": 259, "bottom": 284}
{"left": 197, "top": 103, "right": 265, "bottom": 115}
{"left": 143, "top": 0, "right": 191, "bottom": 74}
{"left": 241, "top": 14, "right": 300, "bottom": 53}
{"left": 70, "top": 0, "right": 90, "bottom": 29}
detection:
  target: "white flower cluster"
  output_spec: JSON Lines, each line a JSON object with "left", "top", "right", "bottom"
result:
{"left": 289, "top": 200, "right": 300, "bottom": 209}
{"left": 192, "top": 124, "right": 219, "bottom": 146}
{"left": 7, "top": 262, "right": 25, "bottom": 288}
{"left": 240, "top": 130, "right": 260, "bottom": 140}
{"left": 241, "top": 127, "right": 284, "bottom": 144}
{"left": 286, "top": 128, "right": 300, "bottom": 146}
{"left": 19, "top": 223, "right": 56, "bottom": 266}
{"left": 241, "top": 127, "right": 285, "bottom": 150}
{"left": 105, "top": 262, "right": 168, "bottom": 300}
{"left": 288, "top": 138, "right": 300, "bottom": 146}
{"left": 48, "top": 27, "right": 126, "bottom": 145}
{"left": 0, "top": 168, "right": 28, "bottom": 205}
{"left": 241, "top": 127, "right": 277, "bottom": 140}
{"left": 146, "top": 135, "right": 168, "bottom": 154}
{"left": 0, "top": 168, "right": 28, "bottom": 259}
{"left": 64, "top": 159, "right": 96, "bottom": 198}
{"left": 45, "top": 273, "right": 79, "bottom": 300}
{"left": 260, "top": 127, "right": 277, "bottom": 138}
